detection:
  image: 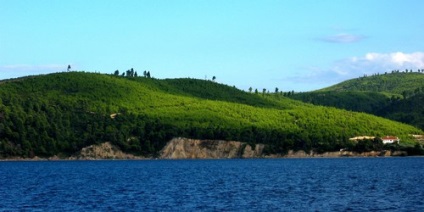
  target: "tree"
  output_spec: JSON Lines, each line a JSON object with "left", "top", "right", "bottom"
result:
{"left": 146, "top": 71, "right": 151, "bottom": 78}
{"left": 130, "top": 68, "right": 134, "bottom": 77}
{"left": 248, "top": 87, "right": 253, "bottom": 93}
{"left": 114, "top": 70, "right": 119, "bottom": 76}
{"left": 212, "top": 76, "right": 216, "bottom": 81}
{"left": 143, "top": 70, "right": 147, "bottom": 77}
{"left": 255, "top": 89, "right": 258, "bottom": 94}
{"left": 67, "top": 65, "right": 71, "bottom": 72}
{"left": 134, "top": 71, "right": 138, "bottom": 77}
{"left": 262, "top": 88, "right": 266, "bottom": 96}
{"left": 275, "top": 87, "right": 279, "bottom": 93}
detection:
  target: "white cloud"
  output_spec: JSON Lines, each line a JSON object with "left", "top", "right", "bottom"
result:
{"left": 364, "top": 52, "right": 424, "bottom": 67}
{"left": 336, "top": 52, "right": 424, "bottom": 77}
{"left": 320, "top": 33, "right": 366, "bottom": 43}
{"left": 0, "top": 64, "right": 70, "bottom": 80}
{"left": 282, "top": 52, "right": 424, "bottom": 91}
{"left": 335, "top": 51, "right": 424, "bottom": 77}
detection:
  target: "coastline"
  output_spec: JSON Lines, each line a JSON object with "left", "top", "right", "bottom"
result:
{"left": 0, "top": 150, "right": 412, "bottom": 161}
{"left": 0, "top": 138, "right": 418, "bottom": 161}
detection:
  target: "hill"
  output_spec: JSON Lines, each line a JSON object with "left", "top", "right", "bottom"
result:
{"left": 319, "top": 72, "right": 424, "bottom": 96}
{"left": 290, "top": 72, "right": 424, "bottom": 129}
{"left": 0, "top": 71, "right": 422, "bottom": 158}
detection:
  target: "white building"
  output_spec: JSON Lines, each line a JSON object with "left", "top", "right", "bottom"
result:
{"left": 381, "top": 136, "right": 400, "bottom": 144}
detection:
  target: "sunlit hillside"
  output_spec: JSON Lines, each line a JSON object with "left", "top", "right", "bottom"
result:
{"left": 0, "top": 72, "right": 421, "bottom": 158}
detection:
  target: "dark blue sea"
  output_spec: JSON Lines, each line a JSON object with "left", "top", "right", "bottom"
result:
{"left": 0, "top": 158, "right": 423, "bottom": 211}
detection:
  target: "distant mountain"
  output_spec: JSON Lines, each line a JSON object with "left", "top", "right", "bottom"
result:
{"left": 0, "top": 72, "right": 422, "bottom": 158}
{"left": 289, "top": 72, "right": 424, "bottom": 129}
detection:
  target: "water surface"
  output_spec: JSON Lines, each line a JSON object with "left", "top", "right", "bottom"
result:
{"left": 0, "top": 158, "right": 423, "bottom": 211}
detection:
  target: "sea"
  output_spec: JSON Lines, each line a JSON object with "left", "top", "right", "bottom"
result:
{"left": 0, "top": 158, "right": 423, "bottom": 211}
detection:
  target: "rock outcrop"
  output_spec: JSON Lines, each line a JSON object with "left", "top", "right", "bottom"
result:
{"left": 159, "top": 137, "right": 264, "bottom": 159}
{"left": 159, "top": 138, "right": 410, "bottom": 159}
{"left": 266, "top": 150, "right": 409, "bottom": 158}
{"left": 71, "top": 142, "right": 142, "bottom": 160}
{"left": 1, "top": 139, "right": 411, "bottom": 160}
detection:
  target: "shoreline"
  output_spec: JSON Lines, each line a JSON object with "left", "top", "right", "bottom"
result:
{"left": 0, "top": 150, "right": 416, "bottom": 161}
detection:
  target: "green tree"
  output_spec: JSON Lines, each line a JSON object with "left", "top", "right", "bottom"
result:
{"left": 130, "top": 68, "right": 134, "bottom": 77}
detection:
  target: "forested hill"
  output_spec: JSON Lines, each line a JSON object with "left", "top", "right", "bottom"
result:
{"left": 0, "top": 72, "right": 422, "bottom": 158}
{"left": 319, "top": 72, "right": 424, "bottom": 96}
{"left": 290, "top": 72, "right": 424, "bottom": 130}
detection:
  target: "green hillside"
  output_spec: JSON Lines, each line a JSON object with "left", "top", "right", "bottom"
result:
{"left": 290, "top": 72, "right": 424, "bottom": 129}
{"left": 377, "top": 93, "right": 424, "bottom": 130}
{"left": 319, "top": 72, "right": 424, "bottom": 96}
{"left": 290, "top": 91, "right": 390, "bottom": 114}
{"left": 0, "top": 72, "right": 422, "bottom": 158}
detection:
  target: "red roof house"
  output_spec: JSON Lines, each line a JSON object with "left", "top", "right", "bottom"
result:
{"left": 381, "top": 136, "right": 400, "bottom": 144}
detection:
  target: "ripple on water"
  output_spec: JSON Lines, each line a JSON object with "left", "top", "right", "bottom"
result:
{"left": 0, "top": 158, "right": 423, "bottom": 211}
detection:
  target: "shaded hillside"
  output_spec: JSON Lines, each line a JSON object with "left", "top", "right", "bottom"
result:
{"left": 290, "top": 72, "right": 424, "bottom": 129}
{"left": 377, "top": 93, "right": 424, "bottom": 130}
{"left": 0, "top": 72, "right": 422, "bottom": 158}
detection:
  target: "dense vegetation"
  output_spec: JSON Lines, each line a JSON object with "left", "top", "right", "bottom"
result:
{"left": 290, "top": 91, "right": 390, "bottom": 114}
{"left": 290, "top": 72, "right": 424, "bottom": 130}
{"left": 319, "top": 71, "right": 424, "bottom": 95}
{"left": 378, "top": 92, "right": 424, "bottom": 130}
{"left": 0, "top": 72, "right": 422, "bottom": 158}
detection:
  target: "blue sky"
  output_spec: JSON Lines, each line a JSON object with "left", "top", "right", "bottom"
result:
{"left": 1, "top": 0, "right": 423, "bottom": 91}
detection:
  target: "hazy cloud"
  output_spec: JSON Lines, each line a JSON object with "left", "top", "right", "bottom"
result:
{"left": 319, "top": 33, "right": 366, "bottom": 43}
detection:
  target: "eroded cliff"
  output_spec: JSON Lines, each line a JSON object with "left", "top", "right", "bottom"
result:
{"left": 159, "top": 137, "right": 264, "bottom": 159}
{"left": 71, "top": 142, "right": 143, "bottom": 160}
{"left": 2, "top": 139, "right": 410, "bottom": 160}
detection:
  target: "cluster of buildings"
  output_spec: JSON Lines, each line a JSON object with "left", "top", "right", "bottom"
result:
{"left": 349, "top": 136, "right": 400, "bottom": 144}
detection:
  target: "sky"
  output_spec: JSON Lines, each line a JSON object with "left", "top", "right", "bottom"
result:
{"left": 1, "top": 0, "right": 424, "bottom": 92}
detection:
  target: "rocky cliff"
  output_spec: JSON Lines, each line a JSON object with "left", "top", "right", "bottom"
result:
{"left": 70, "top": 142, "right": 143, "bottom": 160}
{"left": 159, "top": 137, "right": 264, "bottom": 159}
{"left": 1, "top": 139, "right": 410, "bottom": 160}
{"left": 267, "top": 150, "right": 408, "bottom": 158}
